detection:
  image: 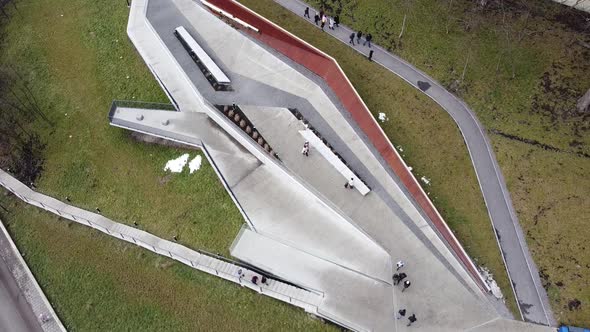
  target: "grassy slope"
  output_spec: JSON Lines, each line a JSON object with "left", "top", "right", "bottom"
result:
{"left": 1, "top": 196, "right": 332, "bottom": 331}
{"left": 301, "top": 0, "right": 590, "bottom": 326}
{"left": 0, "top": 0, "right": 243, "bottom": 256}
{"left": 237, "top": 0, "right": 520, "bottom": 317}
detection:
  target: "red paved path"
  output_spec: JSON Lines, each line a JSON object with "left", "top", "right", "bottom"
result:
{"left": 206, "top": 0, "right": 487, "bottom": 292}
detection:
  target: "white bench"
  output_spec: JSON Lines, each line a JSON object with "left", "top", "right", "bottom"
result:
{"left": 174, "top": 26, "right": 231, "bottom": 86}
{"left": 299, "top": 129, "right": 370, "bottom": 196}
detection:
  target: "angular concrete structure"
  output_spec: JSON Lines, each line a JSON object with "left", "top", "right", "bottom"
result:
{"left": 111, "top": 0, "right": 555, "bottom": 331}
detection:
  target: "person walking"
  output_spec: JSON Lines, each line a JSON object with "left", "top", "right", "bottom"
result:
{"left": 407, "top": 314, "right": 417, "bottom": 326}
{"left": 349, "top": 32, "right": 355, "bottom": 45}
{"left": 334, "top": 15, "right": 340, "bottom": 27}
{"left": 392, "top": 273, "right": 401, "bottom": 285}
{"left": 314, "top": 12, "right": 319, "bottom": 25}
{"left": 344, "top": 177, "right": 355, "bottom": 189}
{"left": 396, "top": 260, "right": 405, "bottom": 270}
{"left": 301, "top": 141, "right": 310, "bottom": 157}
{"left": 402, "top": 280, "right": 411, "bottom": 292}
{"left": 356, "top": 31, "right": 363, "bottom": 43}
{"left": 397, "top": 272, "right": 407, "bottom": 285}
{"left": 363, "top": 33, "right": 373, "bottom": 47}
{"left": 396, "top": 309, "right": 406, "bottom": 320}
{"left": 320, "top": 15, "right": 327, "bottom": 31}
{"left": 304, "top": 6, "right": 310, "bottom": 18}
{"left": 368, "top": 50, "right": 374, "bottom": 61}
{"left": 329, "top": 16, "right": 335, "bottom": 30}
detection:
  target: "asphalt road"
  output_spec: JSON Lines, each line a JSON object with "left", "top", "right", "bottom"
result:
{"left": 273, "top": 0, "right": 554, "bottom": 325}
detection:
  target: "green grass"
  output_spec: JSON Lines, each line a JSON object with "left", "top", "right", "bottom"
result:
{"left": 1, "top": 196, "right": 333, "bottom": 331}
{"left": 287, "top": 0, "right": 590, "bottom": 326}
{"left": 237, "top": 0, "right": 520, "bottom": 317}
{"left": 0, "top": 0, "right": 244, "bottom": 256}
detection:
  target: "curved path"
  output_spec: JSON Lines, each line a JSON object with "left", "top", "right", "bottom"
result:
{"left": 270, "top": 0, "right": 553, "bottom": 325}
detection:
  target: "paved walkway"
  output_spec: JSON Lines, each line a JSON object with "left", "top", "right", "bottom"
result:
{"left": 0, "top": 169, "right": 323, "bottom": 315}
{"left": 274, "top": 0, "right": 553, "bottom": 325}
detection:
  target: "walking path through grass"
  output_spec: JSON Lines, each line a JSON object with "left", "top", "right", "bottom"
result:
{"left": 271, "top": 0, "right": 553, "bottom": 325}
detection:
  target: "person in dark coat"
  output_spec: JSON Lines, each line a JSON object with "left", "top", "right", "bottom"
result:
{"left": 334, "top": 15, "right": 340, "bottom": 27}
{"left": 349, "top": 32, "right": 355, "bottom": 45}
{"left": 407, "top": 314, "right": 417, "bottom": 326}
{"left": 368, "top": 50, "right": 374, "bottom": 61}
{"left": 396, "top": 309, "right": 406, "bottom": 319}
{"left": 364, "top": 33, "right": 373, "bottom": 47}
{"left": 356, "top": 31, "right": 363, "bottom": 43}
{"left": 304, "top": 7, "right": 310, "bottom": 18}
{"left": 314, "top": 13, "right": 319, "bottom": 25}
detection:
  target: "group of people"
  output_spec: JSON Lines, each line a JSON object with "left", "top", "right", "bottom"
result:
{"left": 394, "top": 260, "right": 418, "bottom": 326}
{"left": 304, "top": 7, "right": 339, "bottom": 31}
{"left": 304, "top": 6, "right": 375, "bottom": 61}
{"left": 237, "top": 268, "right": 268, "bottom": 286}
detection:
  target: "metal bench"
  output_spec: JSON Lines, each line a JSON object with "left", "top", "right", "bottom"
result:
{"left": 174, "top": 26, "right": 231, "bottom": 89}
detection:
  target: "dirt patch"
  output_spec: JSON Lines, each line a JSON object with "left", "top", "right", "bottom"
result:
{"left": 490, "top": 129, "right": 590, "bottom": 158}
{"left": 568, "top": 299, "right": 582, "bottom": 311}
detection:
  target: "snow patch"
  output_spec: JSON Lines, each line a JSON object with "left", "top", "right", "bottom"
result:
{"left": 164, "top": 154, "right": 189, "bottom": 173}
{"left": 378, "top": 112, "right": 388, "bottom": 123}
{"left": 188, "top": 155, "right": 202, "bottom": 174}
{"left": 480, "top": 266, "right": 504, "bottom": 300}
{"left": 421, "top": 176, "right": 431, "bottom": 185}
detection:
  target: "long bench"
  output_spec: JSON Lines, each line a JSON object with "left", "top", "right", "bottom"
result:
{"left": 174, "top": 26, "right": 231, "bottom": 90}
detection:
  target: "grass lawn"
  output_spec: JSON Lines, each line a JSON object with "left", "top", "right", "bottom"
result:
{"left": 237, "top": 0, "right": 520, "bottom": 317}
{"left": 0, "top": 0, "right": 244, "bottom": 256}
{"left": 1, "top": 196, "right": 333, "bottom": 331}
{"left": 277, "top": 0, "right": 590, "bottom": 326}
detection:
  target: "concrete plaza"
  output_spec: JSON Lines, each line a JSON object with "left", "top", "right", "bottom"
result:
{"left": 111, "top": 0, "right": 555, "bottom": 331}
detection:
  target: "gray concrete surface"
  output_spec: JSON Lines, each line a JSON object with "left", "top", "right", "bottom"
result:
{"left": 0, "top": 220, "right": 65, "bottom": 332}
{"left": 273, "top": 0, "right": 554, "bottom": 325}
{"left": 121, "top": 0, "right": 556, "bottom": 330}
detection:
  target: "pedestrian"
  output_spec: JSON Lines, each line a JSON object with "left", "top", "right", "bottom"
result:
{"left": 344, "top": 177, "right": 354, "bottom": 189}
{"left": 356, "top": 31, "right": 363, "bottom": 43}
{"left": 398, "top": 272, "right": 407, "bottom": 284}
{"left": 329, "top": 16, "right": 335, "bottom": 30}
{"left": 363, "top": 33, "right": 373, "bottom": 47}
{"left": 334, "top": 15, "right": 340, "bottom": 27}
{"left": 237, "top": 268, "right": 244, "bottom": 279}
{"left": 319, "top": 9, "right": 324, "bottom": 19}
{"left": 396, "top": 260, "right": 405, "bottom": 270}
{"left": 321, "top": 15, "right": 326, "bottom": 31}
{"left": 368, "top": 50, "right": 374, "bottom": 61}
{"left": 407, "top": 314, "right": 417, "bottom": 326}
{"left": 261, "top": 276, "right": 268, "bottom": 285}
{"left": 65, "top": 196, "right": 71, "bottom": 202}
{"left": 320, "top": 20, "right": 325, "bottom": 31}
{"left": 95, "top": 207, "right": 101, "bottom": 214}
{"left": 304, "top": 6, "right": 310, "bottom": 18}
{"left": 302, "top": 141, "right": 310, "bottom": 156}
{"left": 396, "top": 308, "right": 406, "bottom": 319}
{"left": 252, "top": 275, "right": 259, "bottom": 285}
{"left": 402, "top": 280, "right": 411, "bottom": 292}
{"left": 349, "top": 32, "right": 355, "bottom": 45}
{"left": 392, "top": 273, "right": 400, "bottom": 285}
{"left": 314, "top": 13, "right": 319, "bottom": 25}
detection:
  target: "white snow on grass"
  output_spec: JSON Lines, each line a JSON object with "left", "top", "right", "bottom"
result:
{"left": 164, "top": 154, "right": 189, "bottom": 173}
{"left": 480, "top": 266, "right": 504, "bottom": 300}
{"left": 188, "top": 155, "right": 202, "bottom": 174}
{"left": 421, "top": 176, "right": 431, "bottom": 185}
{"left": 378, "top": 112, "right": 388, "bottom": 123}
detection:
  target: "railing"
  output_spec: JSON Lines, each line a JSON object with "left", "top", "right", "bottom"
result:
{"left": 0, "top": 168, "right": 323, "bottom": 312}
